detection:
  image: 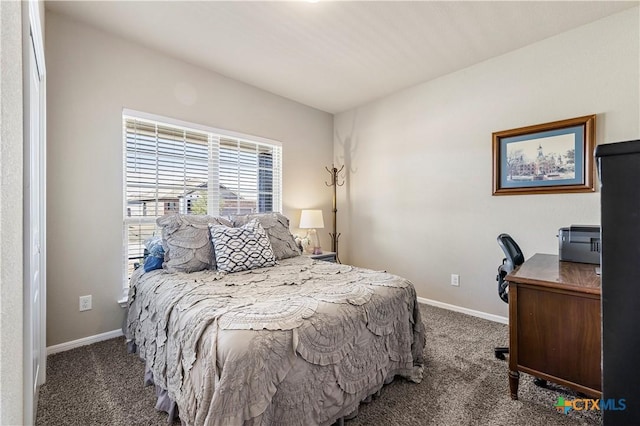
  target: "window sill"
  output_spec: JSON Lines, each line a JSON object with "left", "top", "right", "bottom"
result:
{"left": 118, "top": 286, "right": 129, "bottom": 309}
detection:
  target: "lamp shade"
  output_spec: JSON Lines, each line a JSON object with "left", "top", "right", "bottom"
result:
{"left": 299, "top": 209, "right": 324, "bottom": 229}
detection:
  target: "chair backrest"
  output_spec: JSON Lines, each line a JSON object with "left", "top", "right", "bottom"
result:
{"left": 497, "top": 233, "right": 525, "bottom": 274}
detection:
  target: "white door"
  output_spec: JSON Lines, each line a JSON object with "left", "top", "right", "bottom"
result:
{"left": 24, "top": 2, "right": 46, "bottom": 423}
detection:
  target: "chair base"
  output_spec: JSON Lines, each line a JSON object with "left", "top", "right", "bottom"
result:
{"left": 495, "top": 346, "right": 509, "bottom": 360}
{"left": 533, "top": 378, "right": 548, "bottom": 388}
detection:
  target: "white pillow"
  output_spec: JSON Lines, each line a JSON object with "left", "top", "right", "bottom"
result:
{"left": 157, "top": 214, "right": 232, "bottom": 273}
{"left": 158, "top": 213, "right": 232, "bottom": 272}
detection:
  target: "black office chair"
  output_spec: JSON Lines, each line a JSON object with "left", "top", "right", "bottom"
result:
{"left": 494, "top": 233, "right": 524, "bottom": 360}
{"left": 495, "top": 234, "right": 547, "bottom": 387}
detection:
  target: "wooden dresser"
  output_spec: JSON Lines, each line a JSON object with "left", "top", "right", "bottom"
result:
{"left": 506, "top": 253, "right": 601, "bottom": 399}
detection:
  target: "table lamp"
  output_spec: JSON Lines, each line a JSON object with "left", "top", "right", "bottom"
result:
{"left": 299, "top": 209, "right": 324, "bottom": 255}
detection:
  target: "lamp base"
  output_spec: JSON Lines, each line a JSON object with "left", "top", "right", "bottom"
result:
{"left": 304, "top": 229, "right": 323, "bottom": 255}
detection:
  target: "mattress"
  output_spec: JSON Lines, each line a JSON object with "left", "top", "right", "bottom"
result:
{"left": 126, "top": 255, "right": 425, "bottom": 425}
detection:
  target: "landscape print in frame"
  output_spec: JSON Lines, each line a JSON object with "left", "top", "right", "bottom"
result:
{"left": 492, "top": 115, "right": 596, "bottom": 195}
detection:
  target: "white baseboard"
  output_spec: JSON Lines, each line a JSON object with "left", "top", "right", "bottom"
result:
{"left": 47, "top": 329, "right": 123, "bottom": 356}
{"left": 417, "top": 297, "right": 509, "bottom": 325}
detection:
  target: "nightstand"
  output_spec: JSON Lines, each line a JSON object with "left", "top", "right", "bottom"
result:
{"left": 307, "top": 251, "right": 337, "bottom": 263}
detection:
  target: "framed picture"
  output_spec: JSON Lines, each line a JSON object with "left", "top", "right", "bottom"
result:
{"left": 492, "top": 115, "right": 596, "bottom": 196}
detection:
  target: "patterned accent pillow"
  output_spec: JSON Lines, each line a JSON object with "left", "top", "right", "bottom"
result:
{"left": 231, "top": 212, "right": 301, "bottom": 260}
{"left": 210, "top": 219, "right": 277, "bottom": 273}
{"left": 157, "top": 214, "right": 232, "bottom": 273}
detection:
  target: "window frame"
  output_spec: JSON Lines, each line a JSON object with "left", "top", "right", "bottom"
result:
{"left": 121, "top": 109, "right": 282, "bottom": 300}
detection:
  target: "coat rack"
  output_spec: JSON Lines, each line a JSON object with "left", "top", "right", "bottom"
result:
{"left": 325, "top": 164, "right": 345, "bottom": 263}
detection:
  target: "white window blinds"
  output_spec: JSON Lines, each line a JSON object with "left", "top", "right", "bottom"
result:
{"left": 122, "top": 111, "right": 282, "bottom": 283}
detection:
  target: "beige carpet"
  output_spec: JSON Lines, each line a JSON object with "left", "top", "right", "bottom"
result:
{"left": 36, "top": 304, "right": 601, "bottom": 426}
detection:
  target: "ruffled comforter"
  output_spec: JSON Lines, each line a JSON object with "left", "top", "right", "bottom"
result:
{"left": 126, "top": 256, "right": 425, "bottom": 426}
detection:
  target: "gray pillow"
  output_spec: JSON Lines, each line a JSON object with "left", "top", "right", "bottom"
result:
{"left": 157, "top": 213, "right": 232, "bottom": 273}
{"left": 209, "top": 218, "right": 277, "bottom": 273}
{"left": 232, "top": 212, "right": 301, "bottom": 260}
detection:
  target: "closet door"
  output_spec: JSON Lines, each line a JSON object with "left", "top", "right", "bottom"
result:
{"left": 23, "top": 1, "right": 46, "bottom": 423}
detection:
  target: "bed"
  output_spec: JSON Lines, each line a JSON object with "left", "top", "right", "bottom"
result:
{"left": 125, "top": 213, "right": 425, "bottom": 426}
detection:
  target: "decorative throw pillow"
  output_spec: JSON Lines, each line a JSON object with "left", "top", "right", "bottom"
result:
{"left": 157, "top": 214, "right": 232, "bottom": 273}
{"left": 143, "top": 236, "right": 165, "bottom": 272}
{"left": 231, "top": 212, "right": 301, "bottom": 260}
{"left": 210, "top": 219, "right": 277, "bottom": 273}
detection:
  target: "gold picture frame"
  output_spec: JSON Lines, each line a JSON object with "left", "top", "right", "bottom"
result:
{"left": 492, "top": 115, "right": 596, "bottom": 196}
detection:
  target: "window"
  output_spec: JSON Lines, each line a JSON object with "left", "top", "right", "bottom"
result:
{"left": 122, "top": 110, "right": 282, "bottom": 288}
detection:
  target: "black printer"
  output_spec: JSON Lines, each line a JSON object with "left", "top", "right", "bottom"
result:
{"left": 557, "top": 225, "right": 601, "bottom": 265}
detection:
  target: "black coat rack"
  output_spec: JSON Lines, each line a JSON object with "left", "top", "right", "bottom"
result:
{"left": 325, "top": 164, "right": 345, "bottom": 263}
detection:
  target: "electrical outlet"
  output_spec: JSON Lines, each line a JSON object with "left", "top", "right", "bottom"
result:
{"left": 450, "top": 274, "right": 460, "bottom": 287}
{"left": 79, "top": 295, "right": 92, "bottom": 311}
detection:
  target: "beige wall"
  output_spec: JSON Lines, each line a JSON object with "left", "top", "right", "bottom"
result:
{"left": 44, "top": 6, "right": 640, "bottom": 345}
{"left": 45, "top": 11, "right": 333, "bottom": 346}
{"left": 334, "top": 8, "right": 640, "bottom": 318}
{"left": 0, "top": 1, "right": 25, "bottom": 422}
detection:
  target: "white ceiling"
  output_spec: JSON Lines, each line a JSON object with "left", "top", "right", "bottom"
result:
{"left": 46, "top": 1, "right": 638, "bottom": 114}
